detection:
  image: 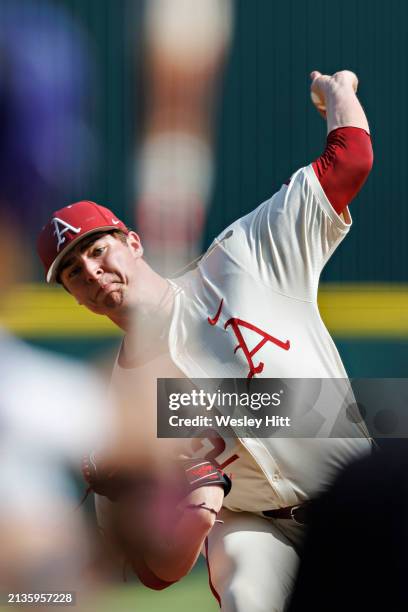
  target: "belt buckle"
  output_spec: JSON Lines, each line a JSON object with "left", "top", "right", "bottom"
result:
{"left": 289, "top": 504, "right": 304, "bottom": 525}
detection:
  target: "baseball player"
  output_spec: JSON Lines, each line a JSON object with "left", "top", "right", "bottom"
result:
{"left": 37, "top": 70, "right": 373, "bottom": 611}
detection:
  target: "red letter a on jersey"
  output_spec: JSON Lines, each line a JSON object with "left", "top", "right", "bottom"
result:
{"left": 208, "top": 299, "right": 290, "bottom": 379}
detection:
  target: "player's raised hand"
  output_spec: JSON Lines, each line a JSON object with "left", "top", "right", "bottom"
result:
{"left": 310, "top": 70, "right": 358, "bottom": 119}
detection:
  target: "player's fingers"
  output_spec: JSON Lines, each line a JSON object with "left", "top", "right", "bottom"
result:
{"left": 333, "top": 70, "right": 359, "bottom": 93}
{"left": 309, "top": 70, "right": 322, "bottom": 82}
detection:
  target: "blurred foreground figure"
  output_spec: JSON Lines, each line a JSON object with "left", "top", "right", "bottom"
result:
{"left": 0, "top": 303, "right": 110, "bottom": 595}
{"left": 136, "top": 0, "right": 233, "bottom": 274}
{"left": 0, "top": 0, "right": 109, "bottom": 602}
{"left": 287, "top": 442, "right": 408, "bottom": 612}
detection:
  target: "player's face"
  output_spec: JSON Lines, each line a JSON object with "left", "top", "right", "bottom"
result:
{"left": 58, "top": 231, "right": 143, "bottom": 316}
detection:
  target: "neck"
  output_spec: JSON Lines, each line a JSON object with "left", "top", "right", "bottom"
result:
{"left": 123, "top": 279, "right": 174, "bottom": 363}
{"left": 107, "top": 262, "right": 173, "bottom": 332}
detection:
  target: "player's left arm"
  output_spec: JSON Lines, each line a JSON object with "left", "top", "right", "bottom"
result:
{"left": 310, "top": 70, "right": 373, "bottom": 215}
{"left": 84, "top": 454, "right": 230, "bottom": 587}
{"left": 138, "top": 483, "right": 224, "bottom": 584}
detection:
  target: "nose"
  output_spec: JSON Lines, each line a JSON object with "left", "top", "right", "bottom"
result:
{"left": 82, "top": 258, "right": 103, "bottom": 283}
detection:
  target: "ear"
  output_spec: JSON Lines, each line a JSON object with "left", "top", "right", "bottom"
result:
{"left": 127, "top": 231, "right": 144, "bottom": 258}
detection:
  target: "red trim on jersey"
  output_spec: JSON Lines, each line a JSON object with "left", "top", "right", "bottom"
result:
{"left": 208, "top": 298, "right": 224, "bottom": 326}
{"left": 205, "top": 537, "right": 222, "bottom": 607}
{"left": 219, "top": 454, "right": 239, "bottom": 470}
{"left": 312, "top": 126, "right": 373, "bottom": 214}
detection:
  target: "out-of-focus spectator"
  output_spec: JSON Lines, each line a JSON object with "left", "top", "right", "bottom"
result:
{"left": 0, "top": 0, "right": 110, "bottom": 599}
{"left": 136, "top": 0, "right": 233, "bottom": 275}
{"left": 0, "top": 0, "right": 96, "bottom": 233}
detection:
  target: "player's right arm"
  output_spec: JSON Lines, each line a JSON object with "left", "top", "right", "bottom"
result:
{"left": 214, "top": 70, "right": 373, "bottom": 303}
{"left": 310, "top": 70, "right": 373, "bottom": 214}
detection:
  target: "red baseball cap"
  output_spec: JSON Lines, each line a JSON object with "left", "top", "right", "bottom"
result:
{"left": 37, "top": 200, "right": 128, "bottom": 282}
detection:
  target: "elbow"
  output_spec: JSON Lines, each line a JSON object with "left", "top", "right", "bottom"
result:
{"left": 340, "top": 135, "right": 374, "bottom": 205}
{"left": 139, "top": 557, "right": 197, "bottom": 586}
{"left": 130, "top": 558, "right": 179, "bottom": 590}
{"left": 347, "top": 130, "right": 373, "bottom": 186}
{"left": 366, "top": 139, "right": 374, "bottom": 172}
{"left": 353, "top": 132, "right": 374, "bottom": 185}
{"left": 138, "top": 571, "right": 178, "bottom": 591}
{"left": 355, "top": 139, "right": 374, "bottom": 181}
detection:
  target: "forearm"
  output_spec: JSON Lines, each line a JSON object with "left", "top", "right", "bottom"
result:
{"left": 324, "top": 72, "right": 369, "bottom": 134}
{"left": 144, "top": 505, "right": 217, "bottom": 581}
{"left": 97, "top": 485, "right": 223, "bottom": 587}
{"left": 88, "top": 455, "right": 228, "bottom": 587}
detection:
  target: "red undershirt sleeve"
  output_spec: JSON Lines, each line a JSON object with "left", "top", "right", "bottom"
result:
{"left": 312, "top": 126, "right": 373, "bottom": 214}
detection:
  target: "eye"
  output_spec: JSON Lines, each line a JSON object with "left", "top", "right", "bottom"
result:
{"left": 68, "top": 265, "right": 82, "bottom": 279}
{"left": 92, "top": 246, "right": 105, "bottom": 256}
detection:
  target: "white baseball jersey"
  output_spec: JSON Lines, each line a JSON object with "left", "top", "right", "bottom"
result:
{"left": 112, "top": 164, "right": 371, "bottom": 513}
{"left": 166, "top": 164, "right": 371, "bottom": 507}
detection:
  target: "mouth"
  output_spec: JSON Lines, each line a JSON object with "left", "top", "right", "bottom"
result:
{"left": 94, "top": 280, "right": 122, "bottom": 303}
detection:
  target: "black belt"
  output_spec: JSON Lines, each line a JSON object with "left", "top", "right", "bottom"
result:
{"left": 262, "top": 502, "right": 311, "bottom": 525}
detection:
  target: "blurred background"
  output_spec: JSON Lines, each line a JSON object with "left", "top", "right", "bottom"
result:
{"left": 0, "top": 0, "right": 407, "bottom": 610}
{"left": 1, "top": 0, "right": 407, "bottom": 375}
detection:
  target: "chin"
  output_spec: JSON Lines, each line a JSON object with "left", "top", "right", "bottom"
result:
{"left": 104, "top": 289, "right": 125, "bottom": 309}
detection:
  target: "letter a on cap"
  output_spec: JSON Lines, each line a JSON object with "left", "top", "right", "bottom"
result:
{"left": 52, "top": 217, "right": 81, "bottom": 252}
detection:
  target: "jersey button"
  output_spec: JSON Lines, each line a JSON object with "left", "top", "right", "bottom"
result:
{"left": 272, "top": 473, "right": 280, "bottom": 481}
